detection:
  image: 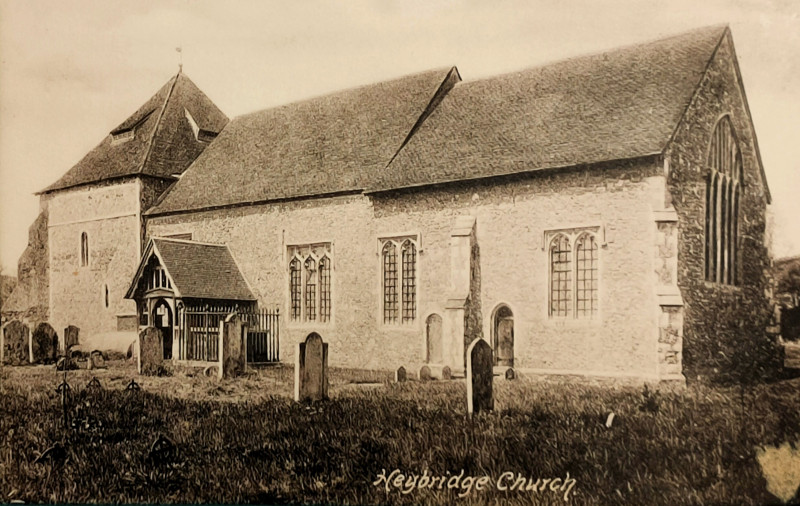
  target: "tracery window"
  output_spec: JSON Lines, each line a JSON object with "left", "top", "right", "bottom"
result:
{"left": 288, "top": 243, "right": 332, "bottom": 323}
{"left": 705, "top": 116, "right": 742, "bottom": 285}
{"left": 381, "top": 236, "right": 418, "bottom": 324}
{"left": 548, "top": 229, "right": 600, "bottom": 319}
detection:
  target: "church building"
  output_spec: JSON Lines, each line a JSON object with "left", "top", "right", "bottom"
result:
{"left": 6, "top": 25, "right": 781, "bottom": 383}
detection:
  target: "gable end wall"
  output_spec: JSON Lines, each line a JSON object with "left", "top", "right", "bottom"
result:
{"left": 666, "top": 32, "right": 781, "bottom": 380}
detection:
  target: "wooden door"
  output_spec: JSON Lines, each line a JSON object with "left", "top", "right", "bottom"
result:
{"left": 494, "top": 306, "right": 514, "bottom": 367}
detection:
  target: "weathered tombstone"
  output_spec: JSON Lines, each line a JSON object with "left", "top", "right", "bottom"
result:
{"left": 90, "top": 350, "right": 106, "bottom": 369}
{"left": 2, "top": 321, "right": 29, "bottom": 365}
{"left": 31, "top": 323, "right": 58, "bottom": 364}
{"left": 466, "top": 339, "right": 493, "bottom": 415}
{"left": 63, "top": 325, "right": 80, "bottom": 350}
{"left": 442, "top": 366, "right": 452, "bottom": 380}
{"left": 394, "top": 366, "right": 407, "bottom": 383}
{"left": 139, "top": 327, "right": 164, "bottom": 376}
{"left": 505, "top": 367, "right": 516, "bottom": 380}
{"left": 419, "top": 365, "right": 432, "bottom": 381}
{"left": 294, "top": 333, "right": 328, "bottom": 402}
{"left": 56, "top": 356, "right": 79, "bottom": 371}
{"left": 219, "top": 313, "right": 248, "bottom": 379}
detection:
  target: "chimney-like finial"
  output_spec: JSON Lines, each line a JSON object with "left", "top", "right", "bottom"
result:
{"left": 176, "top": 46, "right": 183, "bottom": 73}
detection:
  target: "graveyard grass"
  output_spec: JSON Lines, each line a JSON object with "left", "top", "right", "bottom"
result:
{"left": 1, "top": 363, "right": 799, "bottom": 505}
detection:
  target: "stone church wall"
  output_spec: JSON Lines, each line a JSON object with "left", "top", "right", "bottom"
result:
{"left": 48, "top": 181, "right": 140, "bottom": 352}
{"left": 666, "top": 32, "right": 782, "bottom": 381}
{"left": 148, "top": 157, "right": 668, "bottom": 380}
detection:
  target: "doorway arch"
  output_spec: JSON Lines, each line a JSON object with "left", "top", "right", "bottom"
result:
{"left": 492, "top": 304, "right": 514, "bottom": 367}
{"left": 425, "top": 313, "right": 443, "bottom": 364}
{"left": 153, "top": 298, "right": 173, "bottom": 360}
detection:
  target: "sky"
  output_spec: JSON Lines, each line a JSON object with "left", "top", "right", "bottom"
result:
{"left": 1, "top": 0, "right": 799, "bottom": 274}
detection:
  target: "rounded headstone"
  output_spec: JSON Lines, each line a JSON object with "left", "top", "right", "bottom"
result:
{"left": 505, "top": 368, "right": 516, "bottom": 380}
{"left": 394, "top": 366, "right": 407, "bottom": 383}
{"left": 419, "top": 365, "right": 432, "bottom": 381}
{"left": 32, "top": 323, "right": 58, "bottom": 364}
{"left": 441, "top": 366, "right": 452, "bottom": 380}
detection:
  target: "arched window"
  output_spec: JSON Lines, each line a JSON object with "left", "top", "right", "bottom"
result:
{"left": 548, "top": 229, "right": 600, "bottom": 319}
{"left": 319, "top": 256, "right": 331, "bottom": 323}
{"left": 575, "top": 233, "right": 598, "bottom": 318}
{"left": 401, "top": 240, "right": 417, "bottom": 323}
{"left": 380, "top": 236, "right": 418, "bottom": 325}
{"left": 289, "top": 257, "right": 302, "bottom": 321}
{"left": 304, "top": 257, "right": 317, "bottom": 321}
{"left": 104, "top": 284, "right": 109, "bottom": 308}
{"left": 382, "top": 241, "right": 398, "bottom": 323}
{"left": 80, "top": 232, "right": 89, "bottom": 267}
{"left": 549, "top": 234, "right": 572, "bottom": 317}
{"left": 705, "top": 116, "right": 741, "bottom": 285}
{"left": 287, "top": 243, "right": 333, "bottom": 323}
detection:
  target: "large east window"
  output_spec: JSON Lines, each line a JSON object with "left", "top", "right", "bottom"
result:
{"left": 548, "top": 229, "right": 599, "bottom": 319}
{"left": 380, "top": 236, "right": 417, "bottom": 324}
{"left": 288, "top": 243, "right": 332, "bottom": 323}
{"left": 705, "top": 115, "right": 742, "bottom": 285}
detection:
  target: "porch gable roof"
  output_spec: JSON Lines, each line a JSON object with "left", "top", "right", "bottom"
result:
{"left": 125, "top": 238, "right": 256, "bottom": 302}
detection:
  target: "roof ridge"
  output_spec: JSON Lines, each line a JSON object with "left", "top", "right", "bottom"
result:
{"left": 234, "top": 67, "right": 454, "bottom": 122}
{"left": 461, "top": 24, "right": 728, "bottom": 87}
{"left": 662, "top": 26, "right": 729, "bottom": 154}
{"left": 152, "top": 236, "right": 226, "bottom": 247}
{"left": 138, "top": 73, "right": 180, "bottom": 175}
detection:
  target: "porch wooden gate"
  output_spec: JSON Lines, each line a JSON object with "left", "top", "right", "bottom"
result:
{"left": 177, "top": 304, "right": 280, "bottom": 364}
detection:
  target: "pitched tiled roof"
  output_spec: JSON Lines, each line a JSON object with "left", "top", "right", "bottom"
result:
{"left": 146, "top": 67, "right": 460, "bottom": 215}
{"left": 126, "top": 238, "right": 255, "bottom": 301}
{"left": 40, "top": 73, "right": 228, "bottom": 193}
{"left": 148, "top": 25, "right": 734, "bottom": 214}
{"left": 369, "top": 25, "right": 727, "bottom": 192}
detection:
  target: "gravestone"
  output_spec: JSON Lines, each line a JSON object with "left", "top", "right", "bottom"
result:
{"left": 90, "top": 350, "right": 106, "bottom": 369}
{"left": 219, "top": 313, "right": 248, "bottom": 379}
{"left": 139, "top": 327, "right": 164, "bottom": 376}
{"left": 442, "top": 366, "right": 452, "bottom": 380}
{"left": 419, "top": 365, "right": 432, "bottom": 381}
{"left": 466, "top": 338, "right": 493, "bottom": 415}
{"left": 2, "top": 321, "right": 29, "bottom": 365}
{"left": 31, "top": 323, "right": 58, "bottom": 364}
{"left": 64, "top": 325, "right": 80, "bottom": 350}
{"left": 394, "top": 366, "right": 407, "bottom": 383}
{"left": 505, "top": 368, "right": 516, "bottom": 380}
{"left": 294, "top": 333, "right": 328, "bottom": 402}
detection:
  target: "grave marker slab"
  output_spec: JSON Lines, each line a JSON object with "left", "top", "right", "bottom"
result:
{"left": 505, "top": 368, "right": 516, "bottom": 380}
{"left": 64, "top": 326, "right": 80, "bottom": 350}
{"left": 139, "top": 327, "right": 164, "bottom": 376}
{"left": 294, "top": 333, "right": 328, "bottom": 402}
{"left": 442, "top": 366, "right": 452, "bottom": 380}
{"left": 2, "top": 321, "right": 29, "bottom": 365}
{"left": 394, "top": 366, "right": 407, "bottom": 383}
{"left": 419, "top": 365, "right": 432, "bottom": 381}
{"left": 32, "top": 323, "right": 58, "bottom": 364}
{"left": 90, "top": 350, "right": 106, "bottom": 369}
{"left": 219, "top": 313, "right": 247, "bottom": 379}
{"left": 466, "top": 339, "right": 493, "bottom": 415}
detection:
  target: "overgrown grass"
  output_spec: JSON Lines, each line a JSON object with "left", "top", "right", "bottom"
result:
{"left": 0, "top": 365, "right": 798, "bottom": 505}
